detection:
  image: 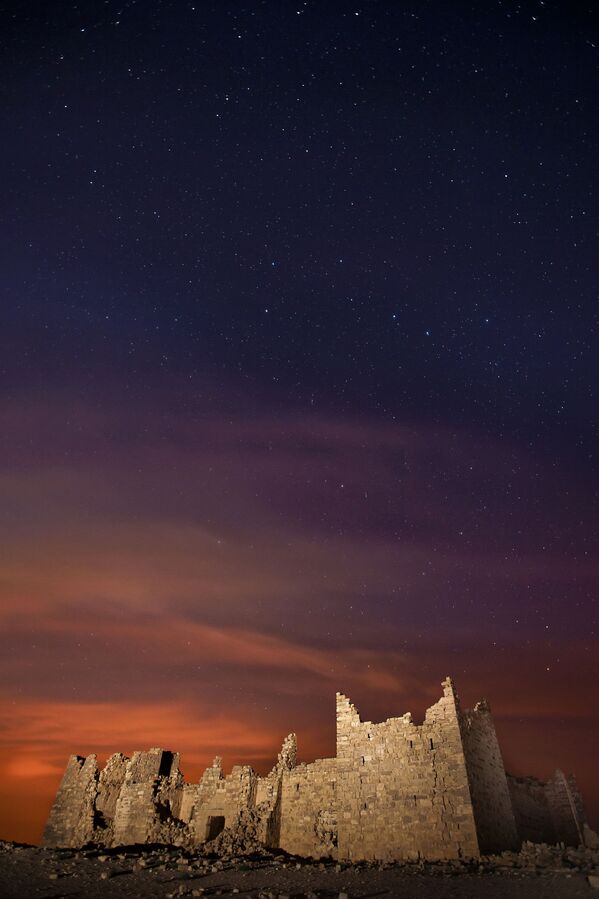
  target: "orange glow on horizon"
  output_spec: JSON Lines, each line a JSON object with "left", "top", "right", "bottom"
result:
{"left": 1, "top": 401, "right": 597, "bottom": 844}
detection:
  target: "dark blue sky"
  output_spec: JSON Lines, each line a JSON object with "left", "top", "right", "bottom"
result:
{"left": 2, "top": 0, "right": 597, "bottom": 451}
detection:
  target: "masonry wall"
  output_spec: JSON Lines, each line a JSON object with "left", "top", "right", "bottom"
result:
{"left": 460, "top": 702, "right": 519, "bottom": 852}
{"left": 94, "top": 753, "right": 128, "bottom": 843}
{"left": 278, "top": 759, "right": 338, "bottom": 858}
{"left": 334, "top": 679, "right": 480, "bottom": 861}
{"left": 179, "top": 784, "right": 200, "bottom": 824}
{"left": 42, "top": 678, "right": 589, "bottom": 858}
{"left": 190, "top": 760, "right": 256, "bottom": 844}
{"left": 113, "top": 781, "right": 158, "bottom": 844}
{"left": 545, "top": 771, "right": 585, "bottom": 846}
{"left": 112, "top": 748, "right": 185, "bottom": 845}
{"left": 507, "top": 775, "right": 556, "bottom": 844}
{"left": 43, "top": 755, "right": 97, "bottom": 847}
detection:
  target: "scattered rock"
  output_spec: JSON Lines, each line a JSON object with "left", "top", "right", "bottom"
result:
{"left": 1, "top": 838, "right": 599, "bottom": 899}
{"left": 585, "top": 825, "right": 599, "bottom": 850}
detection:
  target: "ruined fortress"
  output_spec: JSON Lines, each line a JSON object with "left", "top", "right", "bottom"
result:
{"left": 43, "top": 678, "right": 589, "bottom": 860}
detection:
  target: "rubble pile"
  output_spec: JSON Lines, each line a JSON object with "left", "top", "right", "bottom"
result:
{"left": 2, "top": 837, "right": 599, "bottom": 898}
{"left": 485, "top": 840, "right": 599, "bottom": 875}
{"left": 203, "top": 808, "right": 272, "bottom": 856}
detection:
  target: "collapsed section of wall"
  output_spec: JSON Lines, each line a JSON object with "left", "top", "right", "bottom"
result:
{"left": 189, "top": 759, "right": 257, "bottom": 846}
{"left": 95, "top": 753, "right": 128, "bottom": 842}
{"left": 43, "top": 748, "right": 187, "bottom": 848}
{"left": 112, "top": 749, "right": 185, "bottom": 845}
{"left": 189, "top": 733, "right": 297, "bottom": 851}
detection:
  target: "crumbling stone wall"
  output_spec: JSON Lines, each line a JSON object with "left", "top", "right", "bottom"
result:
{"left": 506, "top": 771, "right": 586, "bottom": 847}
{"left": 189, "top": 759, "right": 257, "bottom": 844}
{"left": 94, "top": 753, "right": 128, "bottom": 843}
{"left": 255, "top": 732, "right": 297, "bottom": 847}
{"left": 43, "top": 755, "right": 97, "bottom": 847}
{"left": 178, "top": 783, "right": 199, "bottom": 824}
{"left": 43, "top": 748, "right": 186, "bottom": 848}
{"left": 459, "top": 700, "right": 519, "bottom": 852}
{"left": 279, "top": 758, "right": 338, "bottom": 858}
{"left": 507, "top": 775, "right": 556, "bottom": 844}
{"left": 42, "top": 678, "right": 590, "bottom": 860}
{"left": 334, "top": 679, "right": 479, "bottom": 861}
{"left": 545, "top": 771, "right": 586, "bottom": 847}
{"left": 112, "top": 749, "right": 185, "bottom": 845}
{"left": 188, "top": 734, "right": 297, "bottom": 849}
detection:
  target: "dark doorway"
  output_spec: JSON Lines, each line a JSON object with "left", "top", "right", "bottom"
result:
{"left": 206, "top": 815, "right": 225, "bottom": 841}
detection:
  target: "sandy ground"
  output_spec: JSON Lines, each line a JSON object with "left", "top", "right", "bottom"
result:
{"left": 2, "top": 843, "right": 599, "bottom": 899}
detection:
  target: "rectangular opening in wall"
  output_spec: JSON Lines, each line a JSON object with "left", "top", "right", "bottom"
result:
{"left": 158, "top": 751, "right": 174, "bottom": 777}
{"left": 429, "top": 738, "right": 434, "bottom": 750}
{"left": 409, "top": 740, "right": 413, "bottom": 749}
{"left": 205, "top": 815, "right": 225, "bottom": 841}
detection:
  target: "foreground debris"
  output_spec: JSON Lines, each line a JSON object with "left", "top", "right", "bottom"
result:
{"left": 1, "top": 839, "right": 599, "bottom": 899}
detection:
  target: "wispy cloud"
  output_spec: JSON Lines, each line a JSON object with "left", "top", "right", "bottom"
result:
{"left": 1, "top": 389, "right": 597, "bottom": 842}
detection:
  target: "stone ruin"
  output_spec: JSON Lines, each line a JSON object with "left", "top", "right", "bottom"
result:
{"left": 43, "top": 678, "right": 591, "bottom": 861}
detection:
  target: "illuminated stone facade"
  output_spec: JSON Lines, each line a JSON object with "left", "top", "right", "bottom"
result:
{"left": 43, "top": 678, "right": 588, "bottom": 860}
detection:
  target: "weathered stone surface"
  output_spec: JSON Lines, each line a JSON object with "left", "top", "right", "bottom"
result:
{"left": 584, "top": 823, "right": 599, "bottom": 849}
{"left": 507, "top": 769, "right": 588, "bottom": 850}
{"left": 41, "top": 677, "right": 593, "bottom": 862}
{"left": 507, "top": 774, "right": 556, "bottom": 844}
{"left": 325, "top": 678, "right": 482, "bottom": 862}
{"left": 43, "top": 754, "right": 98, "bottom": 847}
{"left": 94, "top": 752, "right": 128, "bottom": 844}
{"left": 460, "top": 697, "right": 520, "bottom": 853}
{"left": 545, "top": 770, "right": 587, "bottom": 847}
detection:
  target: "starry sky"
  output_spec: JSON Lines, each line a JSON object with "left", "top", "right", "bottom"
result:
{"left": 1, "top": 0, "right": 597, "bottom": 844}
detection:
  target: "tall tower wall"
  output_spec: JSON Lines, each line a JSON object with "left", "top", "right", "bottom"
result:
{"left": 459, "top": 701, "right": 519, "bottom": 852}
{"left": 545, "top": 770, "right": 586, "bottom": 846}
{"left": 334, "top": 679, "right": 479, "bottom": 861}
{"left": 507, "top": 774, "right": 556, "bottom": 844}
{"left": 43, "top": 755, "right": 97, "bottom": 848}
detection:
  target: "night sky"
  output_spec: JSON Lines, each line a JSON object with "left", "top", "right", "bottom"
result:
{"left": 1, "top": 0, "right": 598, "bottom": 844}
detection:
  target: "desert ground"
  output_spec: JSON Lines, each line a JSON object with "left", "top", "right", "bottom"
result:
{"left": 1, "top": 841, "right": 599, "bottom": 899}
